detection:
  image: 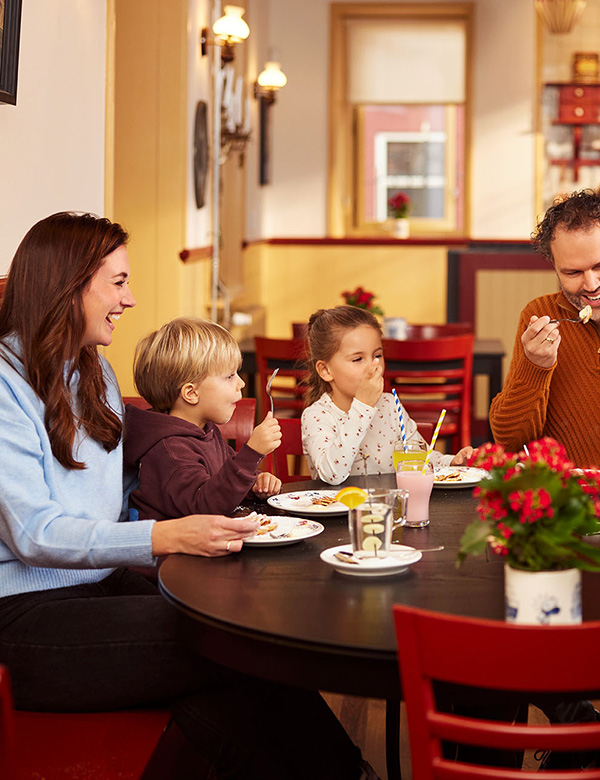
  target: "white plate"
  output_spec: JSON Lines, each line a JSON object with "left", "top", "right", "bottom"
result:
{"left": 244, "top": 516, "right": 325, "bottom": 547}
{"left": 267, "top": 490, "right": 348, "bottom": 516}
{"left": 320, "top": 543, "right": 422, "bottom": 578}
{"left": 433, "top": 466, "right": 489, "bottom": 489}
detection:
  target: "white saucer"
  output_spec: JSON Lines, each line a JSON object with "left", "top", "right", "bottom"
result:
{"left": 320, "top": 543, "right": 422, "bottom": 578}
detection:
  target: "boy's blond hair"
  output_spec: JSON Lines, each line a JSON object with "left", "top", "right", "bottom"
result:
{"left": 133, "top": 317, "right": 241, "bottom": 412}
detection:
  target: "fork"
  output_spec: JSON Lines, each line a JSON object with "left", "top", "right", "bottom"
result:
{"left": 549, "top": 317, "right": 584, "bottom": 324}
{"left": 266, "top": 367, "right": 280, "bottom": 414}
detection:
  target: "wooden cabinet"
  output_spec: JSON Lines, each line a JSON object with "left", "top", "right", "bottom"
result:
{"left": 542, "top": 83, "right": 600, "bottom": 210}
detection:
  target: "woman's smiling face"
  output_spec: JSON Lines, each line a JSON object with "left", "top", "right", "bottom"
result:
{"left": 80, "top": 245, "right": 136, "bottom": 347}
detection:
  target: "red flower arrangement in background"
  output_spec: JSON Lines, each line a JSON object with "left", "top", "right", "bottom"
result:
{"left": 388, "top": 192, "right": 410, "bottom": 219}
{"left": 457, "top": 438, "right": 600, "bottom": 572}
{"left": 341, "top": 286, "right": 384, "bottom": 317}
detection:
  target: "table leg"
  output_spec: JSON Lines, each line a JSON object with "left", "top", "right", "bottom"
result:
{"left": 385, "top": 699, "right": 402, "bottom": 780}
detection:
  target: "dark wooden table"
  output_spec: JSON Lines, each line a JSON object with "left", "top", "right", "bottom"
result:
{"left": 158, "top": 475, "right": 600, "bottom": 778}
{"left": 157, "top": 475, "right": 491, "bottom": 779}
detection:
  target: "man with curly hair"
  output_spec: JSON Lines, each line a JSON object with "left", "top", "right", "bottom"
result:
{"left": 490, "top": 189, "right": 600, "bottom": 468}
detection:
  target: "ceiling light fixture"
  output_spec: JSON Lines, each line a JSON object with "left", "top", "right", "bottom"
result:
{"left": 535, "top": 0, "right": 586, "bottom": 34}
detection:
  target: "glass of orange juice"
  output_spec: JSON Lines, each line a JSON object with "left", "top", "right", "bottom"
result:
{"left": 392, "top": 441, "right": 427, "bottom": 472}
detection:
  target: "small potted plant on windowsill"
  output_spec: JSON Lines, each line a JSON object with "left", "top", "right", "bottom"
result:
{"left": 388, "top": 192, "right": 411, "bottom": 238}
{"left": 457, "top": 438, "right": 600, "bottom": 625}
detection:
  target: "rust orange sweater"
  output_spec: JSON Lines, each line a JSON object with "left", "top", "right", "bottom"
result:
{"left": 490, "top": 292, "right": 600, "bottom": 468}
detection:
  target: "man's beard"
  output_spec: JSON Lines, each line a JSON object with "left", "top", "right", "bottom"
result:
{"left": 560, "top": 284, "right": 600, "bottom": 322}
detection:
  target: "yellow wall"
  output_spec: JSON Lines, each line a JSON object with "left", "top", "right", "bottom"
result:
{"left": 236, "top": 242, "right": 449, "bottom": 337}
{"left": 105, "top": 0, "right": 210, "bottom": 395}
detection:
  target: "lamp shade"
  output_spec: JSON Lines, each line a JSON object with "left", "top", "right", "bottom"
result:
{"left": 257, "top": 62, "right": 288, "bottom": 90}
{"left": 535, "top": 0, "right": 586, "bottom": 34}
{"left": 213, "top": 5, "right": 250, "bottom": 42}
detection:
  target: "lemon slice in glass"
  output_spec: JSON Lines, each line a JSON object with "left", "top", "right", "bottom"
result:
{"left": 335, "top": 486, "right": 369, "bottom": 509}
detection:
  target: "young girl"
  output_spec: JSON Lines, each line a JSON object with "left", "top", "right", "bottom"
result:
{"left": 301, "top": 306, "right": 473, "bottom": 484}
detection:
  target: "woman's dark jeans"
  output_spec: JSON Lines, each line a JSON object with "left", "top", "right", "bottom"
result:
{"left": 0, "top": 568, "right": 362, "bottom": 780}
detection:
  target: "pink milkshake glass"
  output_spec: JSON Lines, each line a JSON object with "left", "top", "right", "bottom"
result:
{"left": 395, "top": 458, "right": 434, "bottom": 527}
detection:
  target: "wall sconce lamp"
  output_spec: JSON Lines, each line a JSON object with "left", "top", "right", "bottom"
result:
{"left": 201, "top": 5, "right": 250, "bottom": 64}
{"left": 253, "top": 62, "right": 288, "bottom": 105}
{"left": 253, "top": 62, "right": 287, "bottom": 185}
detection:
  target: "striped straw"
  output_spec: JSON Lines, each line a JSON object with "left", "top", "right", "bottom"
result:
{"left": 391, "top": 388, "right": 407, "bottom": 452}
{"left": 422, "top": 409, "right": 446, "bottom": 473}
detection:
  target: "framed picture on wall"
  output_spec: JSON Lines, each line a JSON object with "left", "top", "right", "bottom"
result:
{"left": 0, "top": 0, "right": 23, "bottom": 105}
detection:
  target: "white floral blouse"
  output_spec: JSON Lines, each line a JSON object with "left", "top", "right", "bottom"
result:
{"left": 301, "top": 392, "right": 452, "bottom": 485}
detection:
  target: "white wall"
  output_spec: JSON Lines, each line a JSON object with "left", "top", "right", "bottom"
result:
{"left": 0, "top": 0, "right": 106, "bottom": 273}
{"left": 245, "top": 0, "right": 538, "bottom": 240}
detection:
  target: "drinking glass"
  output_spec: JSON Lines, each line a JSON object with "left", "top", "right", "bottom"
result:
{"left": 395, "top": 457, "right": 434, "bottom": 528}
{"left": 348, "top": 489, "right": 408, "bottom": 558}
{"left": 392, "top": 441, "right": 427, "bottom": 472}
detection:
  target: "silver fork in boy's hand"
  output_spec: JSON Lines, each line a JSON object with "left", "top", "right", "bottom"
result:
{"left": 266, "top": 367, "right": 279, "bottom": 414}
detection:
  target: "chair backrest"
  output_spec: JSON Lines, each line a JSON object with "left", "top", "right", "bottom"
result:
{"left": 415, "top": 421, "right": 434, "bottom": 443}
{"left": 382, "top": 334, "right": 474, "bottom": 451}
{"left": 0, "top": 666, "right": 15, "bottom": 780}
{"left": 123, "top": 396, "right": 150, "bottom": 410}
{"left": 254, "top": 337, "right": 308, "bottom": 418}
{"left": 217, "top": 397, "right": 256, "bottom": 451}
{"left": 272, "top": 417, "right": 310, "bottom": 483}
{"left": 291, "top": 322, "right": 309, "bottom": 340}
{"left": 393, "top": 605, "right": 600, "bottom": 780}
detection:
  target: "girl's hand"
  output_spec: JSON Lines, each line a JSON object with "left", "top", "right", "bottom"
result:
{"left": 450, "top": 446, "right": 474, "bottom": 466}
{"left": 252, "top": 471, "right": 282, "bottom": 497}
{"left": 247, "top": 412, "right": 282, "bottom": 455}
{"left": 354, "top": 360, "right": 384, "bottom": 408}
{"left": 151, "top": 514, "right": 260, "bottom": 557}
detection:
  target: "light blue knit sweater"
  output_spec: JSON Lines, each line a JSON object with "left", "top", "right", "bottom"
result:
{"left": 0, "top": 337, "right": 155, "bottom": 596}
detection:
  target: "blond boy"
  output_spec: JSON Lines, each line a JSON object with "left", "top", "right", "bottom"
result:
{"left": 124, "top": 317, "right": 281, "bottom": 520}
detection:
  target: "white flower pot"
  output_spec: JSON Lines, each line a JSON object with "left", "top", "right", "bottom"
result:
{"left": 393, "top": 218, "right": 410, "bottom": 239}
{"left": 504, "top": 564, "right": 581, "bottom": 625}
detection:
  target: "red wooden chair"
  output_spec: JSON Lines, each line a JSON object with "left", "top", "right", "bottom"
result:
{"left": 291, "top": 322, "right": 308, "bottom": 340}
{"left": 254, "top": 337, "right": 308, "bottom": 418}
{"left": 272, "top": 418, "right": 310, "bottom": 483}
{"left": 217, "top": 397, "right": 256, "bottom": 450}
{"left": 393, "top": 605, "right": 600, "bottom": 780}
{"left": 383, "top": 334, "right": 475, "bottom": 451}
{"left": 415, "top": 421, "right": 434, "bottom": 444}
{"left": 123, "top": 395, "right": 150, "bottom": 410}
{"left": 0, "top": 665, "right": 205, "bottom": 780}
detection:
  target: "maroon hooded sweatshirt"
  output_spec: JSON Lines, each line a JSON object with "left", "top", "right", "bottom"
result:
{"left": 123, "top": 405, "right": 263, "bottom": 520}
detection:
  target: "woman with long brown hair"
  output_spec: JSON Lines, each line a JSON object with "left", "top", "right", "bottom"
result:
{"left": 0, "top": 213, "right": 373, "bottom": 780}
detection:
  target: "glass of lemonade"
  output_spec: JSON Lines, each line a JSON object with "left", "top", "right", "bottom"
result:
{"left": 392, "top": 441, "right": 427, "bottom": 472}
{"left": 348, "top": 490, "right": 408, "bottom": 558}
{"left": 395, "top": 458, "right": 435, "bottom": 528}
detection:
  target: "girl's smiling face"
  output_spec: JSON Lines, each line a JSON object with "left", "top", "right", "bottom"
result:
{"left": 316, "top": 324, "right": 383, "bottom": 409}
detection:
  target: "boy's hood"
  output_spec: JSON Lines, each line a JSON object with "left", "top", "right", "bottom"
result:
{"left": 123, "top": 403, "right": 217, "bottom": 467}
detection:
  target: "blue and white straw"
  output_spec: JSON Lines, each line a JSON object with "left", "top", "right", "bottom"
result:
{"left": 392, "top": 388, "right": 407, "bottom": 452}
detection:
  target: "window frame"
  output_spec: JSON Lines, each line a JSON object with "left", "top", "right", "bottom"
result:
{"left": 328, "top": 2, "right": 473, "bottom": 238}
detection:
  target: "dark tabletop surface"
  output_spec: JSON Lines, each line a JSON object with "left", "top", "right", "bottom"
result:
{"left": 159, "top": 474, "right": 600, "bottom": 699}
